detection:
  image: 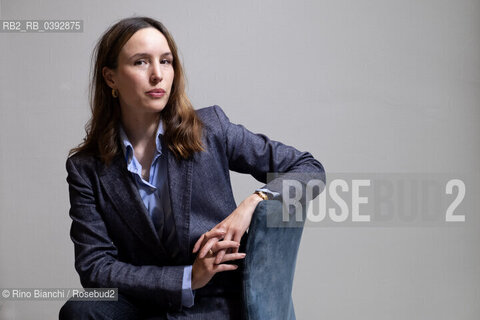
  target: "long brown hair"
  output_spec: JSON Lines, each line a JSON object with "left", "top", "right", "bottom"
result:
{"left": 70, "top": 17, "right": 204, "bottom": 163}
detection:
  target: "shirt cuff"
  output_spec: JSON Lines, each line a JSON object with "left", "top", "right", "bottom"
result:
{"left": 256, "top": 188, "right": 280, "bottom": 200}
{"left": 181, "top": 265, "right": 195, "bottom": 308}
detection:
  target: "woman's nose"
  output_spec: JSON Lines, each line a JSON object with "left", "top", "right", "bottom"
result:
{"left": 150, "top": 62, "right": 163, "bottom": 83}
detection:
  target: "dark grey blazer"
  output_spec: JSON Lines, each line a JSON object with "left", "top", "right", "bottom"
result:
{"left": 66, "top": 105, "right": 324, "bottom": 315}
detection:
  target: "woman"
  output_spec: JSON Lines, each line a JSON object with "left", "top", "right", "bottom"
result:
{"left": 59, "top": 16, "right": 324, "bottom": 319}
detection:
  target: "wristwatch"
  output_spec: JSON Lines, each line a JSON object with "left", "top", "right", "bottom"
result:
{"left": 254, "top": 191, "right": 269, "bottom": 201}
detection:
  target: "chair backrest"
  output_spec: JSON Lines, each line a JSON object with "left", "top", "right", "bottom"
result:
{"left": 242, "top": 200, "right": 307, "bottom": 320}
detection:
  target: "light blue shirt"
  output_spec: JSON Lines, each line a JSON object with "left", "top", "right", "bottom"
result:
{"left": 119, "top": 121, "right": 194, "bottom": 308}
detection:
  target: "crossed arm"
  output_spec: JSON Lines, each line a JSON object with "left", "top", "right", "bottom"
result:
{"left": 66, "top": 105, "right": 324, "bottom": 309}
{"left": 192, "top": 105, "right": 325, "bottom": 290}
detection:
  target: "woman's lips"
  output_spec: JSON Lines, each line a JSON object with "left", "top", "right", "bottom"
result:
{"left": 146, "top": 89, "right": 166, "bottom": 98}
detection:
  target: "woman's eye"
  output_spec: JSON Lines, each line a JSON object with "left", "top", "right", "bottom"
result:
{"left": 160, "top": 59, "right": 172, "bottom": 65}
{"left": 134, "top": 60, "right": 147, "bottom": 66}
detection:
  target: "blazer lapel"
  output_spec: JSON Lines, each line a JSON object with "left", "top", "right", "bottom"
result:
{"left": 166, "top": 147, "right": 193, "bottom": 262}
{"left": 98, "top": 154, "right": 168, "bottom": 256}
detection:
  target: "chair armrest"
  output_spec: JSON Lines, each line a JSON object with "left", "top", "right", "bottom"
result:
{"left": 242, "top": 200, "right": 306, "bottom": 320}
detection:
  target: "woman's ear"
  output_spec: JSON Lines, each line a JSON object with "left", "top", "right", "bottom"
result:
{"left": 102, "top": 66, "right": 116, "bottom": 89}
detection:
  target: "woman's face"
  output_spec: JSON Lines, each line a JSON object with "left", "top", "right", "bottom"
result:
{"left": 103, "top": 27, "right": 174, "bottom": 118}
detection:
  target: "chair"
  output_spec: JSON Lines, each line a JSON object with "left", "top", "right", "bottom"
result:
{"left": 242, "top": 200, "right": 307, "bottom": 320}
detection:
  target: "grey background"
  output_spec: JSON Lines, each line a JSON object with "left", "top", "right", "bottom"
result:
{"left": 1, "top": 0, "right": 479, "bottom": 319}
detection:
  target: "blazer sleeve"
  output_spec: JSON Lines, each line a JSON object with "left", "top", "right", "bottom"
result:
{"left": 211, "top": 105, "right": 326, "bottom": 200}
{"left": 66, "top": 157, "right": 184, "bottom": 311}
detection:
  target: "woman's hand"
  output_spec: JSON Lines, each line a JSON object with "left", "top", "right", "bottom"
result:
{"left": 191, "top": 237, "right": 245, "bottom": 290}
{"left": 192, "top": 193, "right": 263, "bottom": 265}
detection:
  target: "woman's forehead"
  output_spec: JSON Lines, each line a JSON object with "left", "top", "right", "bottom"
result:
{"left": 120, "top": 27, "right": 171, "bottom": 59}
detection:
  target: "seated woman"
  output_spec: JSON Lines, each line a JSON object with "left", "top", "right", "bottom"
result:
{"left": 59, "top": 16, "right": 324, "bottom": 320}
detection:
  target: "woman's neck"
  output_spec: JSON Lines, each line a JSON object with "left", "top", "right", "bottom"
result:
{"left": 121, "top": 112, "right": 160, "bottom": 149}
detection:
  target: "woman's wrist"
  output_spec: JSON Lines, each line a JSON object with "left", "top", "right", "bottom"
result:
{"left": 248, "top": 193, "right": 264, "bottom": 205}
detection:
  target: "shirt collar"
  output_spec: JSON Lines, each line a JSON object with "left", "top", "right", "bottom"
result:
{"left": 119, "top": 120, "right": 165, "bottom": 166}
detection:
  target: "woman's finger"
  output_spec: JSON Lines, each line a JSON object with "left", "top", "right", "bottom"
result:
{"left": 212, "top": 240, "right": 240, "bottom": 253}
{"left": 207, "top": 229, "right": 227, "bottom": 238}
{"left": 192, "top": 234, "right": 205, "bottom": 253}
{"left": 231, "top": 232, "right": 243, "bottom": 254}
{"left": 213, "top": 263, "right": 239, "bottom": 273}
{"left": 214, "top": 232, "right": 233, "bottom": 264}
{"left": 193, "top": 229, "right": 226, "bottom": 253}
{"left": 220, "top": 252, "right": 246, "bottom": 263}
{"left": 199, "top": 237, "right": 220, "bottom": 258}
